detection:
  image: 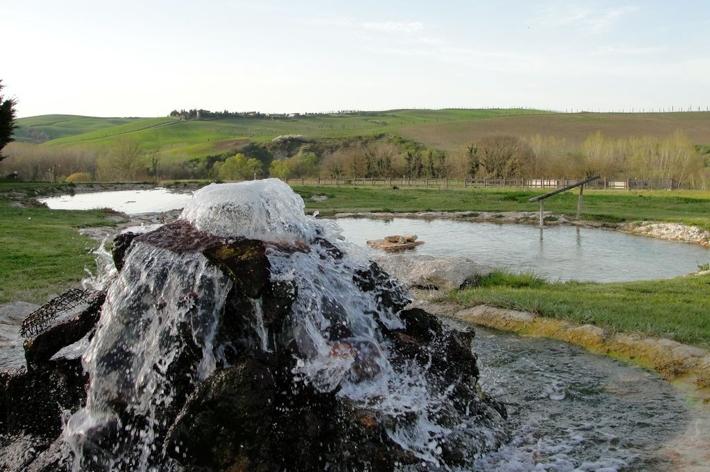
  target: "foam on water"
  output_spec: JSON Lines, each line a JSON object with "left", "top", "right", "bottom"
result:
{"left": 180, "top": 179, "right": 320, "bottom": 241}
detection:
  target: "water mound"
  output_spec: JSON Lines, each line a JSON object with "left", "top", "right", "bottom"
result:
{"left": 1, "top": 180, "right": 506, "bottom": 471}
{"left": 180, "top": 179, "right": 319, "bottom": 241}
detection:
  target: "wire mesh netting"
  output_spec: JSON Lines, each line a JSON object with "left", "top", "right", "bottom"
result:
{"left": 20, "top": 289, "right": 96, "bottom": 339}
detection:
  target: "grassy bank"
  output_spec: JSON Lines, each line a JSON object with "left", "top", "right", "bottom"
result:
{"left": 295, "top": 185, "right": 710, "bottom": 230}
{"left": 0, "top": 182, "right": 120, "bottom": 304}
{"left": 449, "top": 271, "right": 710, "bottom": 348}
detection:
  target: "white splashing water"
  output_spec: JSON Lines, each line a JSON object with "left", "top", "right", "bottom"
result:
{"left": 180, "top": 178, "right": 320, "bottom": 241}
{"left": 65, "top": 244, "right": 232, "bottom": 470}
{"left": 64, "top": 179, "right": 504, "bottom": 469}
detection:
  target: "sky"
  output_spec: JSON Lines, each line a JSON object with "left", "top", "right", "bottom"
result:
{"left": 2, "top": 0, "right": 710, "bottom": 117}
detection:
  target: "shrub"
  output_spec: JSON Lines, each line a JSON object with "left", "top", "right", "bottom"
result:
{"left": 65, "top": 172, "right": 92, "bottom": 183}
{"left": 215, "top": 153, "right": 262, "bottom": 181}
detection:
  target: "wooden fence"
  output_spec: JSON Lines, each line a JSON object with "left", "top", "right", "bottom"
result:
{"left": 284, "top": 177, "right": 696, "bottom": 190}
{"left": 284, "top": 177, "right": 635, "bottom": 190}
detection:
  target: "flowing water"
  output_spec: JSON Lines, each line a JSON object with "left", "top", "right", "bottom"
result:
{"left": 7, "top": 181, "right": 693, "bottom": 469}
{"left": 56, "top": 180, "right": 506, "bottom": 469}
{"left": 466, "top": 324, "right": 688, "bottom": 471}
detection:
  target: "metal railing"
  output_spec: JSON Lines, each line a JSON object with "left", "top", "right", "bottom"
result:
{"left": 528, "top": 175, "right": 600, "bottom": 227}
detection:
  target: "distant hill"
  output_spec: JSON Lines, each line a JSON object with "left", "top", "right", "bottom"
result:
{"left": 14, "top": 114, "right": 141, "bottom": 143}
{"left": 14, "top": 109, "right": 548, "bottom": 161}
{"left": 13, "top": 109, "right": 710, "bottom": 163}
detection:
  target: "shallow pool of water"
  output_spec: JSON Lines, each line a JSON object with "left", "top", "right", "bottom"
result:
{"left": 39, "top": 188, "right": 193, "bottom": 214}
{"left": 468, "top": 323, "right": 688, "bottom": 471}
{"left": 38, "top": 189, "right": 708, "bottom": 282}
{"left": 335, "top": 217, "right": 708, "bottom": 282}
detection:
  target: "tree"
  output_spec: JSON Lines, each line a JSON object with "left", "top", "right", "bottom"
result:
{"left": 269, "top": 152, "right": 319, "bottom": 179}
{"left": 269, "top": 159, "right": 291, "bottom": 179}
{"left": 472, "top": 136, "right": 534, "bottom": 179}
{"left": 148, "top": 153, "right": 160, "bottom": 184}
{"left": 216, "top": 153, "right": 262, "bottom": 180}
{"left": 466, "top": 145, "right": 480, "bottom": 177}
{"left": 97, "top": 139, "right": 143, "bottom": 181}
{"left": 0, "top": 80, "right": 17, "bottom": 161}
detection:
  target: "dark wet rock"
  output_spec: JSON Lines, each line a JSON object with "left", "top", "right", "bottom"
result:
{"left": 136, "top": 220, "right": 222, "bottom": 253}
{"left": 22, "top": 438, "right": 72, "bottom": 472}
{"left": 261, "top": 280, "right": 296, "bottom": 325}
{"left": 399, "top": 307, "right": 443, "bottom": 342}
{"left": 166, "top": 358, "right": 277, "bottom": 470}
{"left": 204, "top": 239, "right": 269, "bottom": 298}
{"left": 2, "top": 218, "right": 505, "bottom": 471}
{"left": 111, "top": 231, "right": 138, "bottom": 271}
{"left": 0, "top": 359, "right": 86, "bottom": 441}
{"left": 168, "top": 356, "right": 414, "bottom": 472}
{"left": 353, "top": 261, "right": 410, "bottom": 313}
{"left": 23, "top": 291, "right": 105, "bottom": 367}
{"left": 313, "top": 236, "right": 344, "bottom": 259}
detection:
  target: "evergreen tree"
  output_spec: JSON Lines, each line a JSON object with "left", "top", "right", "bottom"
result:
{"left": 0, "top": 80, "right": 17, "bottom": 161}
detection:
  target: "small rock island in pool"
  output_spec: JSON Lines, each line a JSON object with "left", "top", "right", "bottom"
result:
{"left": 1, "top": 179, "right": 507, "bottom": 471}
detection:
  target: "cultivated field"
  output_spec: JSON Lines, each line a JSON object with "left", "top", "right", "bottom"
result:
{"left": 399, "top": 111, "right": 710, "bottom": 151}
{"left": 14, "top": 109, "right": 710, "bottom": 162}
{"left": 14, "top": 109, "right": 547, "bottom": 160}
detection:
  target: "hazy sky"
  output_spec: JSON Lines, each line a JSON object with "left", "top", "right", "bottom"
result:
{"left": 3, "top": 0, "right": 710, "bottom": 117}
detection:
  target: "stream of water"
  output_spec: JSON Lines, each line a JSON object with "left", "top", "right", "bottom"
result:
{"left": 467, "top": 324, "right": 687, "bottom": 471}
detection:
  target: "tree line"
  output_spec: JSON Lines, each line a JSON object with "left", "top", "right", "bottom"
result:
{"left": 1, "top": 131, "right": 708, "bottom": 189}
{"left": 168, "top": 108, "right": 366, "bottom": 121}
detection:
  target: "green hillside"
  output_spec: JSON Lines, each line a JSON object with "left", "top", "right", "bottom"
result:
{"left": 16, "top": 109, "right": 548, "bottom": 161}
{"left": 7, "top": 109, "right": 709, "bottom": 184}
{"left": 14, "top": 114, "right": 141, "bottom": 143}
{"left": 16, "top": 109, "right": 710, "bottom": 164}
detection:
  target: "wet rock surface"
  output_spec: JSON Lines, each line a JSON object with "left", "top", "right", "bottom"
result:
{"left": 367, "top": 234, "right": 424, "bottom": 252}
{"left": 374, "top": 254, "right": 493, "bottom": 291}
{"left": 0, "top": 182, "right": 505, "bottom": 471}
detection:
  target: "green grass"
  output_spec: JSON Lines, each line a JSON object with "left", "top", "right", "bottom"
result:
{"left": 14, "top": 109, "right": 710, "bottom": 165}
{"left": 450, "top": 271, "right": 710, "bottom": 348}
{"left": 13, "top": 114, "right": 140, "bottom": 142}
{"left": 294, "top": 185, "right": 710, "bottom": 230}
{"left": 16, "top": 109, "right": 549, "bottom": 161}
{"left": 0, "top": 183, "right": 121, "bottom": 304}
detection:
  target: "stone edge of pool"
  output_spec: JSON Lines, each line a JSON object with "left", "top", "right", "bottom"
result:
{"left": 416, "top": 298, "right": 710, "bottom": 399}
{"left": 331, "top": 211, "right": 710, "bottom": 249}
{"left": 414, "top": 298, "right": 710, "bottom": 471}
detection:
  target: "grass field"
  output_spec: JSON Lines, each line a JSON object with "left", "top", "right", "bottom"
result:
{"left": 14, "top": 109, "right": 547, "bottom": 161}
{"left": 294, "top": 185, "right": 710, "bottom": 230}
{"left": 450, "top": 271, "right": 710, "bottom": 348}
{"left": 0, "top": 182, "right": 120, "bottom": 304}
{"left": 1, "top": 180, "right": 708, "bottom": 354}
{"left": 14, "top": 109, "right": 710, "bottom": 164}
{"left": 12, "top": 114, "right": 140, "bottom": 142}
{"left": 400, "top": 111, "right": 710, "bottom": 150}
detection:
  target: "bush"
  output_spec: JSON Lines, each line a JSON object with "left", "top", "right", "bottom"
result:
{"left": 65, "top": 172, "right": 92, "bottom": 183}
{"left": 215, "top": 153, "right": 262, "bottom": 181}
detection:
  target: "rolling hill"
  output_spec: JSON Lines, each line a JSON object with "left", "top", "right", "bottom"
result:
{"left": 13, "top": 114, "right": 141, "bottom": 143}
{"left": 12, "top": 109, "right": 710, "bottom": 164}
